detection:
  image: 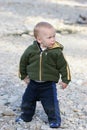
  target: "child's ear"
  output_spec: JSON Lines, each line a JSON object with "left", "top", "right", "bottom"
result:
{"left": 36, "top": 36, "right": 42, "bottom": 43}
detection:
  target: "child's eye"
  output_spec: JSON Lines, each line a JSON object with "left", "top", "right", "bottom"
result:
{"left": 48, "top": 36, "right": 51, "bottom": 39}
{"left": 47, "top": 35, "right": 55, "bottom": 39}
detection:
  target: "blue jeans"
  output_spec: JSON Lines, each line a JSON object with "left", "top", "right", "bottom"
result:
{"left": 20, "top": 80, "right": 61, "bottom": 124}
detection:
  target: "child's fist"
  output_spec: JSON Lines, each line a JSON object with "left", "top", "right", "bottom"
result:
{"left": 59, "top": 82, "right": 68, "bottom": 89}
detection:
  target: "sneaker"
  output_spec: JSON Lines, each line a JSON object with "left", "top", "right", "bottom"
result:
{"left": 49, "top": 122, "right": 60, "bottom": 128}
{"left": 15, "top": 117, "right": 24, "bottom": 124}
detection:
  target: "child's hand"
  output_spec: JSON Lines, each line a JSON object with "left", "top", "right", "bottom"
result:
{"left": 24, "top": 76, "right": 30, "bottom": 84}
{"left": 59, "top": 82, "right": 68, "bottom": 89}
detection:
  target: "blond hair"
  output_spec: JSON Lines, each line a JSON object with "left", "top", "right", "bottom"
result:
{"left": 34, "top": 22, "right": 54, "bottom": 39}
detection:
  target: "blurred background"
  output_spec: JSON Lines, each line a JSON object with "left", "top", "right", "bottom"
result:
{"left": 0, "top": 0, "right": 87, "bottom": 56}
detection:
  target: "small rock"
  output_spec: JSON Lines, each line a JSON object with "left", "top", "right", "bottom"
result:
{"left": 73, "top": 109, "right": 79, "bottom": 112}
{"left": 82, "top": 81, "right": 87, "bottom": 86}
{"left": 2, "top": 108, "right": 15, "bottom": 116}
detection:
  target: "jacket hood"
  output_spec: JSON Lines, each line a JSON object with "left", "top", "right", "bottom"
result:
{"left": 49, "top": 41, "right": 63, "bottom": 50}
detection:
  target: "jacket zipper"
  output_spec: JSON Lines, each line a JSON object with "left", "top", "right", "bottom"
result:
{"left": 39, "top": 51, "right": 42, "bottom": 81}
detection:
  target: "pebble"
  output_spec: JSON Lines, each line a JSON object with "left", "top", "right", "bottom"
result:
{"left": 2, "top": 108, "right": 15, "bottom": 116}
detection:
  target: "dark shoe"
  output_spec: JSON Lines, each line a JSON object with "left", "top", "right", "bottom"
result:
{"left": 15, "top": 117, "right": 24, "bottom": 124}
{"left": 49, "top": 122, "right": 60, "bottom": 128}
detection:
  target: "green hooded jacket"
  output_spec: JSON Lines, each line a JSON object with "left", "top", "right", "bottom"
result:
{"left": 19, "top": 41, "right": 71, "bottom": 84}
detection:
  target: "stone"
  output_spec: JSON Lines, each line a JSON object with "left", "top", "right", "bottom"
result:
{"left": 2, "top": 108, "right": 15, "bottom": 116}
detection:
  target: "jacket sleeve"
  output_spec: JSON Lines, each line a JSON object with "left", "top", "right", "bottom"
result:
{"left": 57, "top": 50, "right": 71, "bottom": 84}
{"left": 19, "top": 49, "right": 29, "bottom": 80}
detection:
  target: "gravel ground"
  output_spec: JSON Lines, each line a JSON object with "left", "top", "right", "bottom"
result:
{"left": 0, "top": 0, "right": 87, "bottom": 130}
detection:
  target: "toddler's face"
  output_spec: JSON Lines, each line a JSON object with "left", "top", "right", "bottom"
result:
{"left": 37, "top": 27, "right": 56, "bottom": 48}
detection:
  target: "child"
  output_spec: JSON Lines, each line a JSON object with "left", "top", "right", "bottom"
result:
{"left": 16, "top": 22, "right": 71, "bottom": 128}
